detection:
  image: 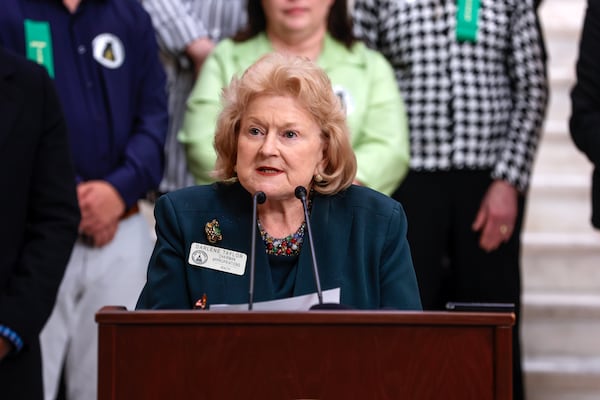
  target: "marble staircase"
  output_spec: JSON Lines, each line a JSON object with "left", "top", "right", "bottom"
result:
{"left": 522, "top": 1, "right": 600, "bottom": 398}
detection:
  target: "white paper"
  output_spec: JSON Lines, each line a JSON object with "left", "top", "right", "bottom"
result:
{"left": 209, "top": 287, "right": 341, "bottom": 311}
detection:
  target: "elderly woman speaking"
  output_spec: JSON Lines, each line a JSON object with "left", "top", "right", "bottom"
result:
{"left": 136, "top": 54, "right": 421, "bottom": 310}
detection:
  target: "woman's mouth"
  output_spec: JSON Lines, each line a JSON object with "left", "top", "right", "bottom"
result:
{"left": 257, "top": 167, "right": 282, "bottom": 175}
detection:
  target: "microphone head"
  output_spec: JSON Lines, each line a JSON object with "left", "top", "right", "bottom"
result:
{"left": 254, "top": 191, "right": 267, "bottom": 204}
{"left": 294, "top": 186, "right": 307, "bottom": 200}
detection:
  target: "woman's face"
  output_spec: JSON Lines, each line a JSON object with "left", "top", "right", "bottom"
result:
{"left": 236, "top": 95, "right": 327, "bottom": 202}
{"left": 262, "top": 0, "right": 335, "bottom": 38}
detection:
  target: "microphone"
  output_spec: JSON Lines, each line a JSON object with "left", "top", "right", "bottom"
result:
{"left": 294, "top": 186, "right": 323, "bottom": 306}
{"left": 248, "top": 191, "right": 267, "bottom": 310}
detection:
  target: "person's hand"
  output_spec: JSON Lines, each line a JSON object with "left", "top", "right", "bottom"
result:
{"left": 0, "top": 337, "right": 13, "bottom": 362}
{"left": 185, "top": 37, "right": 215, "bottom": 77}
{"left": 471, "top": 180, "right": 518, "bottom": 252}
{"left": 89, "top": 220, "right": 120, "bottom": 248}
{"left": 78, "top": 181, "right": 125, "bottom": 246}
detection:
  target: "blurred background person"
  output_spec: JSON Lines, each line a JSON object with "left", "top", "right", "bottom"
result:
{"left": 570, "top": 0, "right": 600, "bottom": 231}
{"left": 0, "top": 46, "right": 80, "bottom": 400}
{"left": 179, "top": 0, "right": 410, "bottom": 196}
{"left": 137, "top": 53, "right": 422, "bottom": 311}
{"left": 140, "top": 0, "right": 247, "bottom": 195}
{"left": 0, "top": 0, "right": 168, "bottom": 399}
{"left": 353, "top": 1, "right": 548, "bottom": 399}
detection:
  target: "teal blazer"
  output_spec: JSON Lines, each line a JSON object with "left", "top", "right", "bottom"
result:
{"left": 136, "top": 182, "right": 421, "bottom": 310}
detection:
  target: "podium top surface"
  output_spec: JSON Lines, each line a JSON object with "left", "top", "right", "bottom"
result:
{"left": 96, "top": 305, "right": 515, "bottom": 326}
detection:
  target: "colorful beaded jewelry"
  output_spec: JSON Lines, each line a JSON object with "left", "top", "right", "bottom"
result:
{"left": 257, "top": 219, "right": 306, "bottom": 256}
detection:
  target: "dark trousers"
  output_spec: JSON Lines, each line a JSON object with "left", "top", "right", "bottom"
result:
{"left": 393, "top": 170, "right": 525, "bottom": 400}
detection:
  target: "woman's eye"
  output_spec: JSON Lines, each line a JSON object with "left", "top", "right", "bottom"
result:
{"left": 283, "top": 130, "right": 297, "bottom": 138}
{"left": 249, "top": 127, "right": 261, "bottom": 136}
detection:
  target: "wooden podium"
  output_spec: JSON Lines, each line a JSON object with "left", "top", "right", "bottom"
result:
{"left": 96, "top": 307, "right": 514, "bottom": 400}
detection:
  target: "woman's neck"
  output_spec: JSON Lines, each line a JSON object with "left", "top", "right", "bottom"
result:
{"left": 258, "top": 201, "right": 306, "bottom": 239}
{"left": 266, "top": 27, "right": 326, "bottom": 61}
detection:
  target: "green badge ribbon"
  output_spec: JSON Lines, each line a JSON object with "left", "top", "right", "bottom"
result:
{"left": 24, "top": 20, "right": 55, "bottom": 78}
{"left": 456, "top": 0, "right": 481, "bottom": 43}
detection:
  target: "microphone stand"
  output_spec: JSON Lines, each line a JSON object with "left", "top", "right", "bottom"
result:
{"left": 248, "top": 191, "right": 266, "bottom": 310}
{"left": 295, "top": 186, "right": 323, "bottom": 306}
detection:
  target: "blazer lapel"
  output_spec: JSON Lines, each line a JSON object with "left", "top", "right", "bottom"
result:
{"left": 218, "top": 185, "right": 275, "bottom": 303}
{"left": 293, "top": 193, "right": 352, "bottom": 298}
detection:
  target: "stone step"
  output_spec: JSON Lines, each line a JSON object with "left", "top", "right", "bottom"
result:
{"left": 532, "top": 132, "right": 591, "bottom": 176}
{"left": 524, "top": 174, "right": 592, "bottom": 232}
{"left": 522, "top": 291, "right": 600, "bottom": 398}
{"left": 525, "top": 355, "right": 600, "bottom": 400}
{"left": 522, "top": 292, "right": 600, "bottom": 358}
{"left": 522, "top": 231, "right": 600, "bottom": 292}
{"left": 545, "top": 77, "right": 574, "bottom": 132}
{"left": 539, "top": 0, "right": 586, "bottom": 36}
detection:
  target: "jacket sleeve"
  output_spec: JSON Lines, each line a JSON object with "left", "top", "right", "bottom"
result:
{"left": 140, "top": 0, "right": 208, "bottom": 57}
{"left": 491, "top": 0, "right": 548, "bottom": 191}
{"left": 136, "top": 194, "right": 191, "bottom": 309}
{"left": 379, "top": 202, "right": 422, "bottom": 310}
{"left": 104, "top": 6, "right": 168, "bottom": 207}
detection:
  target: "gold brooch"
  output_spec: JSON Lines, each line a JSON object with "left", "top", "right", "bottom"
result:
{"left": 205, "top": 219, "right": 223, "bottom": 244}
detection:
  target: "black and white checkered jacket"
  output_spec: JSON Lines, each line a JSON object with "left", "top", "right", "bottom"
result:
{"left": 353, "top": 0, "right": 548, "bottom": 191}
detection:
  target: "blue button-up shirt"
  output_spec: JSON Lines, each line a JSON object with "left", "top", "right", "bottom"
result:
{"left": 0, "top": 0, "right": 167, "bottom": 207}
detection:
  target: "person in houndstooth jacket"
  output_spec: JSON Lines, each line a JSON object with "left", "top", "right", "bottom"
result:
{"left": 353, "top": 1, "right": 548, "bottom": 399}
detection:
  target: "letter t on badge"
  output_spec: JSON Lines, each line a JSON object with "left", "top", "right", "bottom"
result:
{"left": 24, "top": 20, "right": 55, "bottom": 78}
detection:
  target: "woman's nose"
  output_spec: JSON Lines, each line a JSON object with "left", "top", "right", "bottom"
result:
{"left": 258, "top": 132, "right": 278, "bottom": 156}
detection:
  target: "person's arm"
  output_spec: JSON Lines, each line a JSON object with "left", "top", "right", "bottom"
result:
{"left": 140, "top": 0, "right": 215, "bottom": 75}
{"left": 136, "top": 194, "right": 192, "bottom": 309}
{"left": 0, "top": 64, "right": 80, "bottom": 351}
{"left": 570, "top": 0, "right": 600, "bottom": 167}
{"left": 179, "top": 42, "right": 233, "bottom": 184}
{"left": 103, "top": 9, "right": 168, "bottom": 208}
{"left": 491, "top": 1, "right": 548, "bottom": 192}
{"left": 0, "top": 326, "right": 22, "bottom": 361}
{"left": 379, "top": 202, "right": 422, "bottom": 310}
{"left": 473, "top": 1, "right": 547, "bottom": 251}
{"left": 0, "top": 337, "right": 12, "bottom": 361}
{"left": 351, "top": 49, "right": 410, "bottom": 195}
{"left": 77, "top": 8, "right": 167, "bottom": 246}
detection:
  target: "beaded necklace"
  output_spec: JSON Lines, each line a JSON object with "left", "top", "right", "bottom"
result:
{"left": 257, "top": 190, "right": 313, "bottom": 256}
{"left": 257, "top": 219, "right": 305, "bottom": 256}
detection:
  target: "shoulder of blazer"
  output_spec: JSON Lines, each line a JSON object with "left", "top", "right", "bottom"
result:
{"left": 323, "top": 185, "right": 400, "bottom": 213}
{"left": 164, "top": 181, "right": 252, "bottom": 213}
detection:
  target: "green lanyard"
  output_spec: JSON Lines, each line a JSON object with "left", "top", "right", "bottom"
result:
{"left": 24, "top": 20, "right": 55, "bottom": 78}
{"left": 456, "top": 0, "right": 481, "bottom": 42}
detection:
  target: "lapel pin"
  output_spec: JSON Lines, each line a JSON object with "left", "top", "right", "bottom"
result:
{"left": 205, "top": 219, "right": 223, "bottom": 244}
{"left": 194, "top": 293, "right": 208, "bottom": 310}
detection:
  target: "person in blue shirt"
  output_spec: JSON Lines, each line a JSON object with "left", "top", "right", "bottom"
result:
{"left": 0, "top": 1, "right": 168, "bottom": 399}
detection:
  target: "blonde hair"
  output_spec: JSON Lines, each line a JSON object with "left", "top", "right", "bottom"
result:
{"left": 213, "top": 52, "right": 357, "bottom": 195}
